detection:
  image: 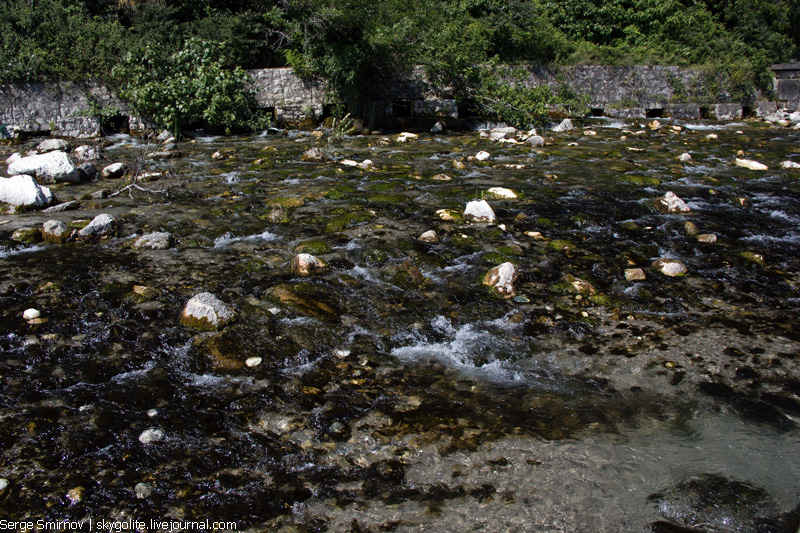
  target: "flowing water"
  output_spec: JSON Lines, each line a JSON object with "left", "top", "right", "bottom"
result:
{"left": 1, "top": 120, "right": 799, "bottom": 532}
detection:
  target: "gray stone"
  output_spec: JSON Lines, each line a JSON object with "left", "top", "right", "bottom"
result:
{"left": 430, "top": 121, "right": 444, "bottom": 133}
{"left": 552, "top": 119, "right": 574, "bottom": 132}
{"left": 526, "top": 135, "right": 545, "bottom": 147}
{"left": 605, "top": 108, "right": 646, "bottom": 119}
{"left": 77, "top": 162, "right": 97, "bottom": 181}
{"left": 413, "top": 98, "right": 458, "bottom": 118}
{"left": 101, "top": 162, "right": 127, "bottom": 179}
{"left": 78, "top": 214, "right": 116, "bottom": 239}
{"left": 0, "top": 175, "right": 53, "bottom": 207}
{"left": 73, "top": 145, "right": 100, "bottom": 161}
{"left": 43, "top": 200, "right": 80, "bottom": 213}
{"left": 36, "top": 139, "right": 68, "bottom": 152}
{"left": 8, "top": 151, "right": 80, "bottom": 184}
{"left": 419, "top": 230, "right": 439, "bottom": 243}
{"left": 664, "top": 103, "right": 701, "bottom": 120}
{"left": 133, "top": 232, "right": 174, "bottom": 250}
{"left": 711, "top": 103, "right": 743, "bottom": 121}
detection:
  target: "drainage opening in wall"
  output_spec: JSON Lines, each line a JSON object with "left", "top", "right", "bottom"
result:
{"left": 392, "top": 101, "right": 413, "bottom": 118}
{"left": 742, "top": 106, "right": 753, "bottom": 117}
{"left": 589, "top": 108, "right": 605, "bottom": 117}
{"left": 646, "top": 109, "right": 664, "bottom": 118}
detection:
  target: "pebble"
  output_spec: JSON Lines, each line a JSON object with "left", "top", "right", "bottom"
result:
{"left": 0, "top": 479, "right": 8, "bottom": 493}
{"left": 419, "top": 230, "right": 439, "bottom": 243}
{"left": 146, "top": 409, "right": 159, "bottom": 418}
{"left": 23, "top": 308, "right": 41, "bottom": 320}
{"left": 475, "top": 151, "right": 492, "bottom": 161}
{"left": 138, "top": 428, "right": 164, "bottom": 444}
{"left": 134, "top": 482, "right": 153, "bottom": 499}
{"left": 245, "top": 357, "right": 262, "bottom": 368}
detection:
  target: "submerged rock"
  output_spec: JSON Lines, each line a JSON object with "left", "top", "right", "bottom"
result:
{"left": 42, "top": 220, "right": 70, "bottom": 243}
{"left": 653, "top": 258, "right": 688, "bottom": 277}
{"left": 8, "top": 151, "right": 80, "bottom": 184}
{"left": 180, "top": 292, "right": 236, "bottom": 331}
{"left": 779, "top": 160, "right": 800, "bottom": 169}
{"left": 648, "top": 474, "right": 782, "bottom": 533}
{"left": 677, "top": 152, "right": 693, "bottom": 163}
{"left": 696, "top": 233, "right": 717, "bottom": 244}
{"left": 0, "top": 175, "right": 53, "bottom": 207}
{"left": 138, "top": 428, "right": 164, "bottom": 444}
{"left": 483, "top": 262, "right": 518, "bottom": 297}
{"left": 464, "top": 199, "right": 496, "bottom": 223}
{"left": 735, "top": 158, "right": 768, "bottom": 171}
{"left": 78, "top": 214, "right": 116, "bottom": 239}
{"left": 654, "top": 191, "right": 691, "bottom": 214}
{"left": 625, "top": 268, "right": 646, "bottom": 281}
{"left": 301, "top": 147, "right": 328, "bottom": 162}
{"left": 291, "top": 253, "right": 329, "bottom": 277}
{"left": 133, "top": 232, "right": 174, "bottom": 250}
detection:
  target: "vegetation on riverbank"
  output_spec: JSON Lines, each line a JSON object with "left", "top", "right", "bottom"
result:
{"left": 1, "top": 0, "right": 797, "bottom": 130}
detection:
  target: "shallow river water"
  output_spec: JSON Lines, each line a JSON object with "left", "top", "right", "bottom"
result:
{"left": 1, "top": 119, "right": 799, "bottom": 532}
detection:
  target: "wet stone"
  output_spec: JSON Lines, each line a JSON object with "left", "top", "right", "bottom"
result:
{"left": 653, "top": 258, "right": 688, "bottom": 277}
{"left": 483, "top": 262, "right": 517, "bottom": 297}
{"left": 133, "top": 231, "right": 174, "bottom": 250}
{"left": 78, "top": 213, "right": 116, "bottom": 239}
{"left": 180, "top": 292, "right": 236, "bottom": 331}
{"left": 138, "top": 428, "right": 164, "bottom": 444}
{"left": 42, "top": 220, "right": 70, "bottom": 243}
{"left": 654, "top": 191, "right": 691, "bottom": 214}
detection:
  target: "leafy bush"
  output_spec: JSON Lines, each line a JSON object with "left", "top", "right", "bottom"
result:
{"left": 114, "top": 39, "right": 263, "bottom": 136}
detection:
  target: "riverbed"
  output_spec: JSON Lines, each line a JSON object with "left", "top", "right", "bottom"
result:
{"left": 1, "top": 119, "right": 799, "bottom": 532}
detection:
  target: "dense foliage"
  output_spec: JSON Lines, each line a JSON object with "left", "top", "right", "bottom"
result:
{"left": 1, "top": 0, "right": 797, "bottom": 129}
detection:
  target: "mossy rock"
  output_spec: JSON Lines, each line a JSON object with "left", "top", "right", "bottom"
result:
{"left": 234, "top": 258, "right": 267, "bottom": 274}
{"left": 324, "top": 185, "right": 357, "bottom": 200}
{"left": 361, "top": 248, "right": 392, "bottom": 264}
{"left": 482, "top": 251, "right": 512, "bottom": 265}
{"left": 324, "top": 210, "right": 377, "bottom": 233}
{"left": 738, "top": 251, "right": 766, "bottom": 266}
{"left": 620, "top": 221, "right": 641, "bottom": 232}
{"left": 294, "top": 240, "right": 331, "bottom": 255}
{"left": 367, "top": 193, "right": 407, "bottom": 205}
{"left": 270, "top": 197, "right": 305, "bottom": 208}
{"left": 498, "top": 245, "right": 523, "bottom": 256}
{"left": 269, "top": 283, "right": 339, "bottom": 321}
{"left": 537, "top": 217, "right": 554, "bottom": 228}
{"left": 547, "top": 239, "right": 576, "bottom": 252}
{"left": 618, "top": 175, "right": 661, "bottom": 186}
{"left": 588, "top": 294, "right": 616, "bottom": 307}
{"left": 11, "top": 227, "right": 42, "bottom": 244}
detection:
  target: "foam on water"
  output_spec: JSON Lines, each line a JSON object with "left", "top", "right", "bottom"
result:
{"left": 213, "top": 229, "right": 279, "bottom": 248}
{"left": 391, "top": 315, "right": 538, "bottom": 384}
{"left": 0, "top": 244, "right": 47, "bottom": 258}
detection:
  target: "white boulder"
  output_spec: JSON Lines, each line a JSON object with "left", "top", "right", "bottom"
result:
{"left": 654, "top": 191, "right": 691, "bottom": 214}
{"left": 552, "top": 119, "right": 574, "bottom": 132}
{"left": 0, "top": 175, "right": 53, "bottom": 207}
{"left": 180, "top": 292, "right": 236, "bottom": 330}
{"left": 464, "top": 199, "right": 496, "bottom": 223}
{"left": 8, "top": 151, "right": 80, "bottom": 184}
{"left": 36, "top": 139, "right": 69, "bottom": 152}
{"left": 780, "top": 161, "right": 800, "bottom": 169}
{"left": 483, "top": 262, "right": 518, "bottom": 297}
{"left": 486, "top": 187, "right": 518, "bottom": 199}
{"left": 735, "top": 158, "right": 768, "bottom": 171}
{"left": 475, "top": 151, "right": 492, "bottom": 161}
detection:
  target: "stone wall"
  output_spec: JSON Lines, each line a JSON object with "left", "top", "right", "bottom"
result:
{"left": 0, "top": 65, "right": 794, "bottom": 138}
{"left": 0, "top": 80, "right": 128, "bottom": 138}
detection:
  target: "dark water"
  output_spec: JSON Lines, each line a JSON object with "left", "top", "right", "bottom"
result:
{"left": 0, "top": 121, "right": 799, "bottom": 531}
